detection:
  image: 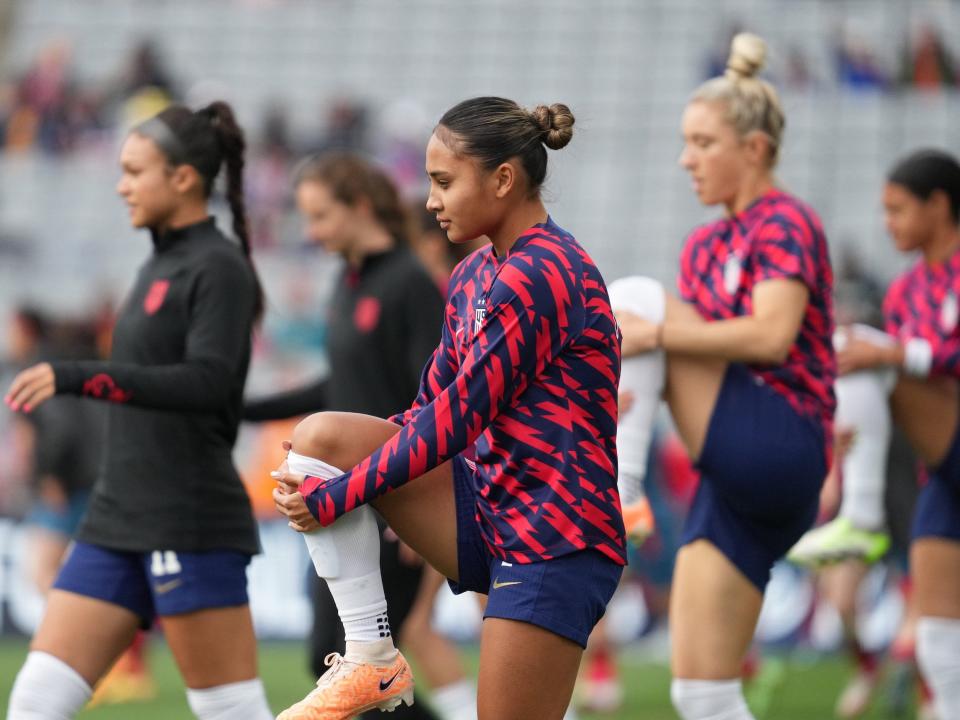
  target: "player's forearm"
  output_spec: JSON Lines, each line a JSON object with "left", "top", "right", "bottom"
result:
{"left": 53, "top": 359, "right": 234, "bottom": 411}
{"left": 662, "top": 315, "right": 797, "bottom": 364}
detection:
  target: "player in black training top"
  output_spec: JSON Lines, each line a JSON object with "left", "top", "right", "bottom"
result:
{"left": 5, "top": 102, "right": 275, "bottom": 720}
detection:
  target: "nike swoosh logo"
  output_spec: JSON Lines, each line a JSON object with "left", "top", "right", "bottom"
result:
{"left": 154, "top": 578, "right": 183, "bottom": 595}
{"left": 456, "top": 325, "right": 466, "bottom": 336}
{"left": 379, "top": 668, "right": 403, "bottom": 691}
{"left": 492, "top": 577, "right": 523, "bottom": 590}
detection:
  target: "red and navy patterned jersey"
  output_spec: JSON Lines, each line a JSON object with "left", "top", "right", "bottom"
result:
{"left": 678, "top": 188, "right": 836, "bottom": 439}
{"left": 883, "top": 251, "right": 960, "bottom": 378}
{"left": 301, "top": 217, "right": 626, "bottom": 565}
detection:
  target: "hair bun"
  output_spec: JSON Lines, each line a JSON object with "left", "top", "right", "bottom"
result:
{"left": 726, "top": 32, "right": 767, "bottom": 81}
{"left": 529, "top": 103, "right": 575, "bottom": 150}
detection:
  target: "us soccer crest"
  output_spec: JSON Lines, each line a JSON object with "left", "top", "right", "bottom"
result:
{"left": 474, "top": 298, "right": 487, "bottom": 334}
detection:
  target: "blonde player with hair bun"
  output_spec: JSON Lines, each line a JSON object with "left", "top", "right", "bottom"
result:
{"left": 613, "top": 34, "right": 835, "bottom": 719}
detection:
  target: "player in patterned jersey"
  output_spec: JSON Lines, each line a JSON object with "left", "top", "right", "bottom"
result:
{"left": 612, "top": 34, "right": 835, "bottom": 720}
{"left": 272, "top": 96, "right": 624, "bottom": 720}
{"left": 819, "top": 149, "right": 960, "bottom": 719}
{"left": 5, "top": 103, "right": 273, "bottom": 719}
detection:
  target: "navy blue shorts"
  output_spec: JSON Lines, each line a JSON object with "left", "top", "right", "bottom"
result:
{"left": 913, "top": 421, "right": 960, "bottom": 542}
{"left": 53, "top": 541, "right": 252, "bottom": 626}
{"left": 682, "top": 364, "right": 827, "bottom": 590}
{"left": 448, "top": 456, "right": 623, "bottom": 648}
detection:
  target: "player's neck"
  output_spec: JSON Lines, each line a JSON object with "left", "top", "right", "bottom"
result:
{"left": 725, "top": 175, "right": 775, "bottom": 217}
{"left": 922, "top": 225, "right": 960, "bottom": 266}
{"left": 488, "top": 201, "right": 548, "bottom": 257}
{"left": 161, "top": 202, "right": 209, "bottom": 235}
{"left": 346, "top": 225, "right": 394, "bottom": 268}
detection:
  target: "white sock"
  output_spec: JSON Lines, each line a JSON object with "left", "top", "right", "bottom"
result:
{"left": 917, "top": 617, "right": 960, "bottom": 719}
{"left": 608, "top": 276, "right": 666, "bottom": 504}
{"left": 186, "top": 678, "right": 273, "bottom": 720}
{"left": 833, "top": 326, "right": 897, "bottom": 531}
{"left": 8, "top": 651, "right": 92, "bottom": 719}
{"left": 670, "top": 679, "right": 754, "bottom": 720}
{"left": 431, "top": 679, "right": 478, "bottom": 720}
{"left": 287, "top": 452, "right": 394, "bottom": 649}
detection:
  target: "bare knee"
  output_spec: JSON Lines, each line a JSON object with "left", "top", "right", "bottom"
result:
{"left": 291, "top": 412, "right": 400, "bottom": 474}
{"left": 292, "top": 412, "right": 348, "bottom": 465}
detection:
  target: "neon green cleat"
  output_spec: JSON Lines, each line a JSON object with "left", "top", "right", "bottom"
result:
{"left": 787, "top": 517, "right": 891, "bottom": 568}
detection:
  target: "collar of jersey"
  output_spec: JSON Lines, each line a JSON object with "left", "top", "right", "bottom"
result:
{"left": 151, "top": 216, "right": 217, "bottom": 253}
{"left": 488, "top": 215, "right": 556, "bottom": 263}
{"left": 731, "top": 188, "right": 784, "bottom": 224}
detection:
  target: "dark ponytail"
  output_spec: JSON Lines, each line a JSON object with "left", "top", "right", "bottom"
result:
{"left": 138, "top": 101, "right": 265, "bottom": 321}
{"left": 201, "top": 101, "right": 264, "bottom": 321}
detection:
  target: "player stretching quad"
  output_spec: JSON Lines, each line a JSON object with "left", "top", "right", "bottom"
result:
{"left": 612, "top": 33, "right": 836, "bottom": 719}
{"left": 272, "top": 96, "right": 626, "bottom": 720}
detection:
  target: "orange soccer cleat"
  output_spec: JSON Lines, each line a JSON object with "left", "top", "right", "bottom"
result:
{"left": 278, "top": 650, "right": 414, "bottom": 720}
{"left": 621, "top": 495, "right": 655, "bottom": 548}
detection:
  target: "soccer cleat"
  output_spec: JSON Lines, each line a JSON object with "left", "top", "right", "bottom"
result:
{"left": 277, "top": 650, "right": 414, "bottom": 720}
{"left": 835, "top": 670, "right": 880, "bottom": 718}
{"left": 621, "top": 496, "right": 655, "bottom": 548}
{"left": 786, "top": 517, "right": 890, "bottom": 568}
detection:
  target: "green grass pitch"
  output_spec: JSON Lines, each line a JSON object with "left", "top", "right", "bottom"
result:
{"left": 0, "top": 639, "right": 912, "bottom": 718}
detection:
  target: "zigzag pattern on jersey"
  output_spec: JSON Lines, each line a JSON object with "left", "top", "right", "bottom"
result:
{"left": 302, "top": 218, "right": 626, "bottom": 565}
{"left": 677, "top": 188, "right": 837, "bottom": 439}
{"left": 884, "top": 251, "right": 960, "bottom": 377}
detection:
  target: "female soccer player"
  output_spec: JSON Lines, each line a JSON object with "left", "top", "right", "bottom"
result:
{"left": 825, "top": 149, "right": 960, "bottom": 718}
{"left": 244, "top": 151, "right": 475, "bottom": 720}
{"left": 612, "top": 33, "right": 835, "bottom": 719}
{"left": 5, "top": 101, "right": 273, "bottom": 720}
{"left": 272, "top": 96, "right": 625, "bottom": 720}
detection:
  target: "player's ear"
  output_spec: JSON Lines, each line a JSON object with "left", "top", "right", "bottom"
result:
{"left": 929, "top": 188, "right": 953, "bottom": 224}
{"left": 493, "top": 161, "right": 516, "bottom": 199}
{"left": 743, "top": 130, "right": 771, "bottom": 169}
{"left": 171, "top": 163, "right": 202, "bottom": 196}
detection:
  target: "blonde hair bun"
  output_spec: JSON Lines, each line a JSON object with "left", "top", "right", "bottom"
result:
{"left": 529, "top": 103, "right": 575, "bottom": 150}
{"left": 726, "top": 32, "right": 767, "bottom": 81}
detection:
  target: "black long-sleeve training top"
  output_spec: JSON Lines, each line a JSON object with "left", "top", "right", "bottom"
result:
{"left": 52, "top": 218, "right": 260, "bottom": 554}
{"left": 243, "top": 246, "right": 444, "bottom": 422}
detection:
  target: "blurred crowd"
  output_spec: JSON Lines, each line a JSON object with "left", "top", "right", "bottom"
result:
{"left": 703, "top": 20, "right": 959, "bottom": 92}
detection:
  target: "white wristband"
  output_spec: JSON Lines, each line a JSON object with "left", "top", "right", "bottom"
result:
{"left": 903, "top": 337, "right": 932, "bottom": 378}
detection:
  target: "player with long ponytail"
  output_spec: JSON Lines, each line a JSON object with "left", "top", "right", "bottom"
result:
{"left": 6, "top": 100, "right": 272, "bottom": 720}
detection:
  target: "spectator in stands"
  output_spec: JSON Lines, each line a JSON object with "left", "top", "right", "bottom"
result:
{"left": 247, "top": 103, "right": 295, "bottom": 248}
{"left": 900, "top": 24, "right": 956, "bottom": 90}
{"left": 113, "top": 40, "right": 178, "bottom": 101}
{"left": 307, "top": 98, "right": 370, "bottom": 155}
{"left": 834, "top": 28, "right": 888, "bottom": 91}
{"left": 784, "top": 46, "right": 814, "bottom": 90}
